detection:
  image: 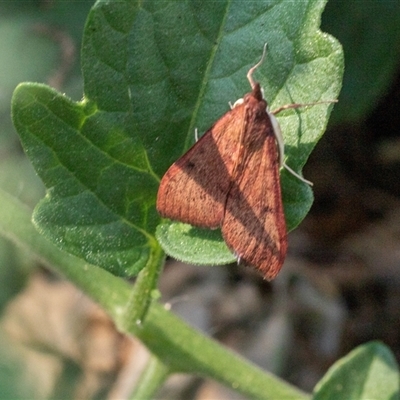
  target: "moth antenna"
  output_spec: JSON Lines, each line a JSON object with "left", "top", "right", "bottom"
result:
{"left": 247, "top": 43, "right": 268, "bottom": 89}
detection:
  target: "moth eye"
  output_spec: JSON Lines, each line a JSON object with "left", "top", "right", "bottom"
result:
{"left": 232, "top": 98, "right": 244, "bottom": 108}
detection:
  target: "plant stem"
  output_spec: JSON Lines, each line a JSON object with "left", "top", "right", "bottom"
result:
{"left": 0, "top": 189, "right": 310, "bottom": 400}
{"left": 123, "top": 240, "right": 165, "bottom": 330}
{"left": 129, "top": 355, "right": 171, "bottom": 400}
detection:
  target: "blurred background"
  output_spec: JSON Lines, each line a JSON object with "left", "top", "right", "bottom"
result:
{"left": 0, "top": 1, "right": 399, "bottom": 398}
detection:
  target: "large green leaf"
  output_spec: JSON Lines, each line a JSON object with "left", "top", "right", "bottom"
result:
{"left": 12, "top": 0, "right": 343, "bottom": 276}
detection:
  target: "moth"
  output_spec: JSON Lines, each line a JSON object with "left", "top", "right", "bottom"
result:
{"left": 157, "top": 45, "right": 331, "bottom": 280}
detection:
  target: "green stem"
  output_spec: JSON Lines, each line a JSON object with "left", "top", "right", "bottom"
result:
{"left": 123, "top": 241, "right": 165, "bottom": 330}
{"left": 0, "top": 189, "right": 310, "bottom": 400}
{"left": 0, "top": 190, "right": 130, "bottom": 316}
{"left": 130, "top": 356, "right": 171, "bottom": 400}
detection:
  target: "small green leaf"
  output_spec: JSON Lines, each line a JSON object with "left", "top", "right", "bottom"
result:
{"left": 156, "top": 221, "right": 235, "bottom": 265}
{"left": 313, "top": 341, "right": 399, "bottom": 400}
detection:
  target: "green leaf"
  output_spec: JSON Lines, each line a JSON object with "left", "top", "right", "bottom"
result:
{"left": 157, "top": 221, "right": 236, "bottom": 265}
{"left": 313, "top": 341, "right": 399, "bottom": 400}
{"left": 12, "top": 82, "right": 159, "bottom": 277}
{"left": 156, "top": 0, "right": 343, "bottom": 265}
{"left": 12, "top": 0, "right": 343, "bottom": 276}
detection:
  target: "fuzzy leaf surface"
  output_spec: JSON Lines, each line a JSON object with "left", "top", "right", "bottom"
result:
{"left": 12, "top": 0, "right": 343, "bottom": 274}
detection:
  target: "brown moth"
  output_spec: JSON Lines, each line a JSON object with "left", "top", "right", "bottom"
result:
{"left": 157, "top": 46, "right": 324, "bottom": 280}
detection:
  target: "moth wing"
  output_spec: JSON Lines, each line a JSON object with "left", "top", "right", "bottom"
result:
{"left": 157, "top": 104, "right": 247, "bottom": 228}
{"left": 221, "top": 130, "right": 287, "bottom": 280}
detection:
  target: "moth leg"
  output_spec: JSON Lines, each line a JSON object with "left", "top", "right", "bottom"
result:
{"left": 270, "top": 100, "right": 336, "bottom": 185}
{"left": 268, "top": 108, "right": 313, "bottom": 186}
{"left": 271, "top": 100, "right": 337, "bottom": 115}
